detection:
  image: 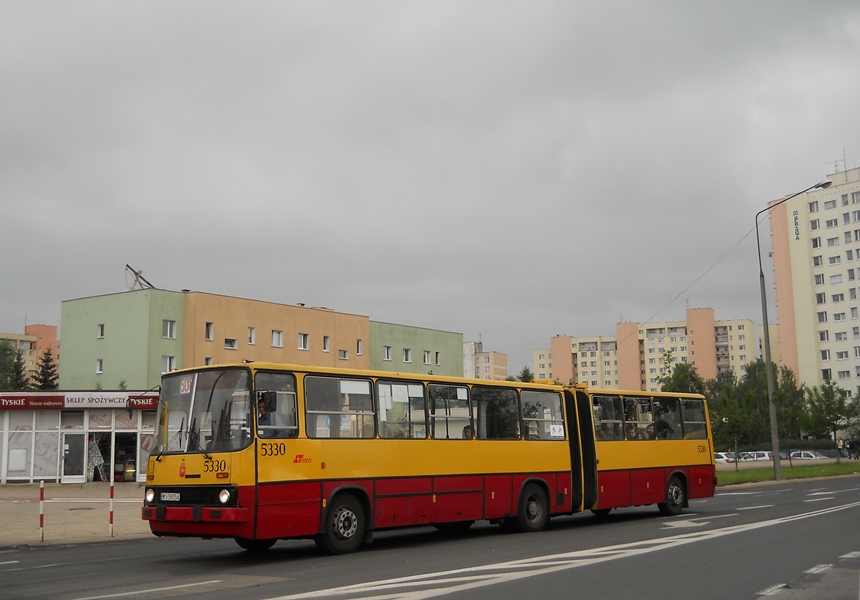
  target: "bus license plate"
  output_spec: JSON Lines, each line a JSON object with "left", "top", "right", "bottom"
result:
{"left": 160, "top": 492, "right": 180, "bottom": 502}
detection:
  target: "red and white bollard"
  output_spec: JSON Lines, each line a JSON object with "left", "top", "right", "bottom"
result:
{"left": 109, "top": 481, "right": 115, "bottom": 538}
{"left": 39, "top": 480, "right": 45, "bottom": 542}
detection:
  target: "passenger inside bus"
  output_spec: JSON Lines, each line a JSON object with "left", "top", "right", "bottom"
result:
{"left": 462, "top": 425, "right": 474, "bottom": 439}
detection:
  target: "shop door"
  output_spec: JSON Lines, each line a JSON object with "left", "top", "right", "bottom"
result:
{"left": 61, "top": 432, "right": 86, "bottom": 484}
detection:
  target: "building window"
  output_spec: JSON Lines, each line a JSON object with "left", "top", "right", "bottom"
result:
{"left": 815, "top": 274, "right": 825, "bottom": 285}
{"left": 298, "top": 333, "right": 309, "bottom": 351}
{"left": 205, "top": 322, "right": 214, "bottom": 341}
{"left": 833, "top": 293, "right": 845, "bottom": 302}
{"left": 819, "top": 331, "right": 829, "bottom": 342}
{"left": 323, "top": 336, "right": 330, "bottom": 352}
{"left": 826, "top": 218, "right": 838, "bottom": 228}
{"left": 827, "top": 237, "right": 839, "bottom": 247}
{"left": 338, "top": 349, "right": 348, "bottom": 360}
{"left": 272, "top": 330, "right": 283, "bottom": 348}
{"left": 812, "top": 237, "right": 821, "bottom": 248}
{"left": 435, "top": 352, "right": 441, "bottom": 365}
{"left": 424, "top": 350, "right": 431, "bottom": 365}
{"left": 834, "top": 312, "right": 846, "bottom": 321}
{"left": 162, "top": 319, "right": 176, "bottom": 339}
{"left": 813, "top": 255, "right": 823, "bottom": 266}
{"left": 97, "top": 324, "right": 105, "bottom": 339}
{"left": 204, "top": 357, "right": 212, "bottom": 365}
{"left": 96, "top": 359, "right": 103, "bottom": 373}
{"left": 829, "top": 256, "right": 841, "bottom": 265}
{"left": 248, "top": 327, "right": 256, "bottom": 345}
{"left": 818, "top": 312, "right": 828, "bottom": 323}
{"left": 853, "top": 308, "right": 859, "bottom": 320}
{"left": 225, "top": 338, "right": 237, "bottom": 350}
{"left": 822, "top": 369, "right": 832, "bottom": 380}
{"left": 838, "top": 371, "right": 850, "bottom": 380}
{"left": 821, "top": 349, "right": 830, "bottom": 361}
{"left": 830, "top": 274, "right": 843, "bottom": 284}
{"left": 356, "top": 339, "right": 363, "bottom": 356}
{"left": 854, "top": 192, "right": 860, "bottom": 204}
{"left": 383, "top": 345, "right": 392, "bottom": 361}
{"left": 403, "top": 348, "right": 412, "bottom": 363}
{"left": 835, "top": 332, "right": 848, "bottom": 341}
{"left": 809, "top": 201, "right": 819, "bottom": 212}
{"left": 837, "top": 351, "right": 849, "bottom": 360}
{"left": 161, "top": 355, "right": 176, "bottom": 373}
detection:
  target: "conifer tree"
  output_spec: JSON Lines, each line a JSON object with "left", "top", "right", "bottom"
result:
{"left": 8, "top": 350, "right": 31, "bottom": 390}
{"left": 33, "top": 348, "right": 59, "bottom": 390}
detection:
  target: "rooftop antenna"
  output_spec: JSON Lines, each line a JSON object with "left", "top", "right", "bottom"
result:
{"left": 826, "top": 156, "right": 844, "bottom": 174}
{"left": 125, "top": 264, "right": 156, "bottom": 290}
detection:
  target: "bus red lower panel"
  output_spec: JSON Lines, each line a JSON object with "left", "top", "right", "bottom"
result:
{"left": 257, "top": 481, "right": 321, "bottom": 538}
{"left": 434, "top": 475, "right": 483, "bottom": 523}
{"left": 483, "top": 475, "right": 513, "bottom": 519}
{"left": 375, "top": 477, "right": 433, "bottom": 528}
{"left": 596, "top": 470, "right": 630, "bottom": 509}
{"left": 686, "top": 465, "right": 716, "bottom": 499}
{"left": 630, "top": 468, "right": 664, "bottom": 505}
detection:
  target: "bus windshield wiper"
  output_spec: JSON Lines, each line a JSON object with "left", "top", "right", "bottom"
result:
{"left": 155, "top": 417, "right": 184, "bottom": 462}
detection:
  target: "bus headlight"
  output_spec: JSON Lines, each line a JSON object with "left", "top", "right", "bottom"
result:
{"left": 145, "top": 488, "right": 155, "bottom": 503}
{"left": 218, "top": 489, "right": 232, "bottom": 504}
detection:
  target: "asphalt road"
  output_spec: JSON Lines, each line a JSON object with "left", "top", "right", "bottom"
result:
{"left": 2, "top": 476, "right": 859, "bottom": 600}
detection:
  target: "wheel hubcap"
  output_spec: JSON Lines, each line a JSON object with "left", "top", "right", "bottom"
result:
{"left": 333, "top": 507, "right": 357, "bottom": 539}
{"left": 526, "top": 498, "right": 540, "bottom": 521}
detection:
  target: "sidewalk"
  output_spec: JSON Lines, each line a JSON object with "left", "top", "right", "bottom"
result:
{"left": 0, "top": 482, "right": 153, "bottom": 550}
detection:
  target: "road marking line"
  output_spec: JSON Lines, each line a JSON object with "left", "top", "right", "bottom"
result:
{"left": 840, "top": 551, "right": 860, "bottom": 559}
{"left": 736, "top": 505, "right": 774, "bottom": 510}
{"left": 803, "top": 497, "right": 835, "bottom": 502}
{"left": 267, "top": 501, "right": 860, "bottom": 600}
{"left": 0, "top": 560, "right": 20, "bottom": 565}
{"left": 757, "top": 583, "right": 787, "bottom": 595}
{"left": 71, "top": 580, "right": 222, "bottom": 600}
{"left": 803, "top": 564, "right": 831, "bottom": 574}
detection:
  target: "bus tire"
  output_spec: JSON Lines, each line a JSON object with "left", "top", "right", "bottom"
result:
{"left": 316, "top": 494, "right": 365, "bottom": 555}
{"left": 512, "top": 483, "right": 548, "bottom": 533}
{"left": 235, "top": 537, "right": 276, "bottom": 552}
{"left": 658, "top": 475, "right": 685, "bottom": 517}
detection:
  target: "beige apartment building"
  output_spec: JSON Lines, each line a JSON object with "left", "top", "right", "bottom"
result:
{"left": 0, "top": 325, "right": 59, "bottom": 380}
{"left": 769, "top": 166, "right": 860, "bottom": 393}
{"left": 463, "top": 341, "right": 508, "bottom": 380}
{"left": 538, "top": 308, "right": 755, "bottom": 391}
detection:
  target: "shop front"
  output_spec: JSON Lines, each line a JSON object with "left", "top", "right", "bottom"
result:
{"left": 0, "top": 391, "right": 159, "bottom": 484}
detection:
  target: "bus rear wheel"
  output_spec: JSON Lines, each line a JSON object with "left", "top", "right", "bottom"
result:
{"left": 658, "top": 475, "right": 685, "bottom": 516}
{"left": 235, "top": 537, "right": 276, "bottom": 552}
{"left": 509, "top": 483, "right": 548, "bottom": 533}
{"left": 316, "top": 494, "right": 365, "bottom": 555}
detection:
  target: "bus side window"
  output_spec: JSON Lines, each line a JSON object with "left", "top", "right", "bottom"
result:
{"left": 592, "top": 395, "right": 623, "bottom": 440}
{"left": 681, "top": 398, "right": 707, "bottom": 439}
{"left": 653, "top": 398, "right": 680, "bottom": 439}
{"left": 254, "top": 372, "right": 298, "bottom": 439}
{"left": 623, "top": 396, "right": 654, "bottom": 440}
{"left": 305, "top": 376, "right": 374, "bottom": 439}
{"left": 473, "top": 386, "right": 520, "bottom": 440}
{"left": 428, "top": 384, "right": 470, "bottom": 439}
{"left": 521, "top": 390, "right": 564, "bottom": 440}
{"left": 377, "top": 381, "right": 426, "bottom": 439}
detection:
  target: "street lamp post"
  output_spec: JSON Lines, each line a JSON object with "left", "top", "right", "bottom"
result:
{"left": 755, "top": 180, "right": 832, "bottom": 481}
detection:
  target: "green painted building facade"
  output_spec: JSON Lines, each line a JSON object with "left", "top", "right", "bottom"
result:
{"left": 60, "top": 289, "right": 185, "bottom": 390}
{"left": 368, "top": 321, "right": 463, "bottom": 377}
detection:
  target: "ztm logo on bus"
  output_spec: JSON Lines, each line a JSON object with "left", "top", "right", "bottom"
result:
{"left": 293, "top": 455, "right": 311, "bottom": 464}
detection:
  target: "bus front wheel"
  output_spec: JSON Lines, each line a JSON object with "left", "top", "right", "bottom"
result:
{"left": 511, "top": 483, "right": 548, "bottom": 533}
{"left": 658, "top": 475, "right": 685, "bottom": 517}
{"left": 235, "top": 537, "right": 276, "bottom": 552}
{"left": 316, "top": 494, "right": 366, "bottom": 555}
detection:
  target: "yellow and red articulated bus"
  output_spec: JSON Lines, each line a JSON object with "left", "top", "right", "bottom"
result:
{"left": 142, "top": 363, "right": 715, "bottom": 554}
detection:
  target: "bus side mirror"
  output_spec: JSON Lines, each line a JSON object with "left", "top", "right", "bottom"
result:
{"left": 257, "top": 391, "right": 277, "bottom": 413}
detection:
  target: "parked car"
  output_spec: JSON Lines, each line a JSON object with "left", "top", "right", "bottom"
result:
{"left": 714, "top": 452, "right": 735, "bottom": 463}
{"left": 790, "top": 450, "right": 828, "bottom": 460}
{"left": 738, "top": 451, "right": 773, "bottom": 462}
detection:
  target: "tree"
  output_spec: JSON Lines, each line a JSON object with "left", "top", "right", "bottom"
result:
{"left": 33, "top": 348, "right": 59, "bottom": 390}
{"left": 517, "top": 366, "right": 534, "bottom": 383}
{"left": 804, "top": 379, "right": 858, "bottom": 462}
{"left": 8, "top": 350, "right": 31, "bottom": 390}
{"left": 657, "top": 353, "right": 705, "bottom": 395}
{"left": 0, "top": 340, "right": 15, "bottom": 389}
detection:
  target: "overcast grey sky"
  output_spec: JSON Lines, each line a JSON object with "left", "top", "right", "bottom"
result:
{"left": 2, "top": 1, "right": 860, "bottom": 372}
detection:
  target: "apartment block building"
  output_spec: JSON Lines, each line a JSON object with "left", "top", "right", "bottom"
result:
{"left": 0, "top": 324, "right": 59, "bottom": 380}
{"left": 541, "top": 308, "right": 755, "bottom": 391}
{"left": 60, "top": 289, "right": 462, "bottom": 389}
{"left": 463, "top": 341, "right": 507, "bottom": 380}
{"left": 769, "top": 167, "right": 860, "bottom": 393}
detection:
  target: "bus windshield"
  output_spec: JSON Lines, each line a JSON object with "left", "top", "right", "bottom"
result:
{"left": 156, "top": 368, "right": 252, "bottom": 454}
